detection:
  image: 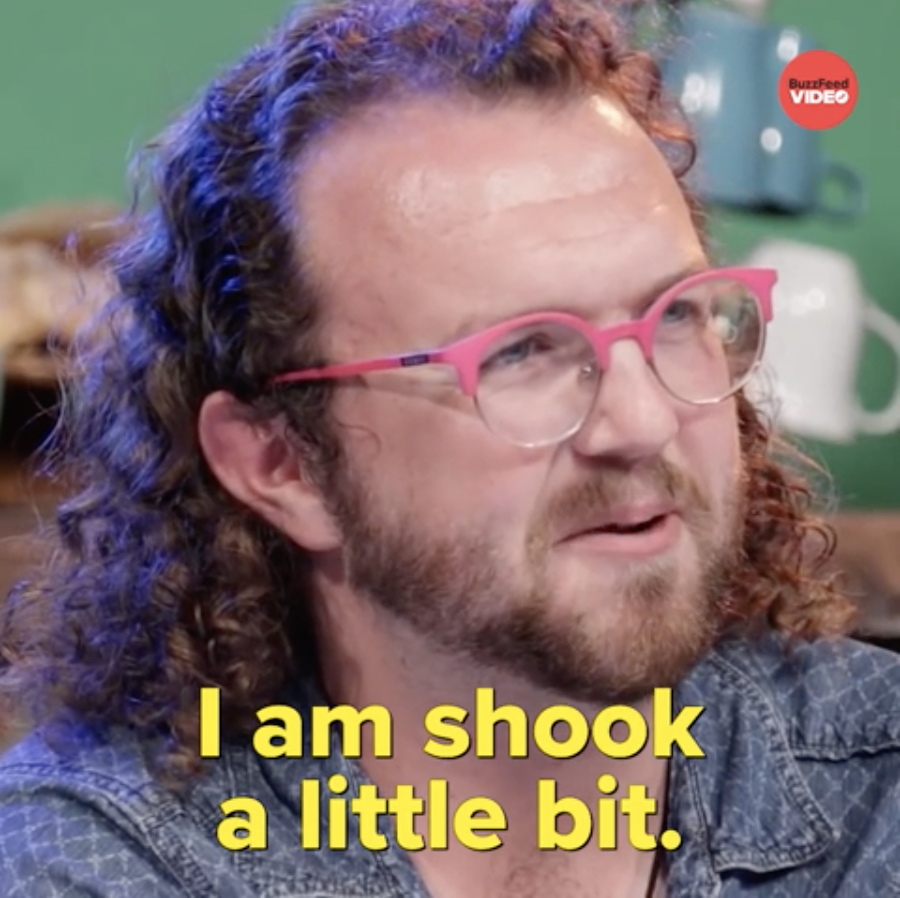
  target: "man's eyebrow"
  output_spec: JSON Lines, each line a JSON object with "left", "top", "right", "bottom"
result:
{"left": 434, "top": 258, "right": 712, "bottom": 348}
{"left": 633, "top": 259, "right": 713, "bottom": 311}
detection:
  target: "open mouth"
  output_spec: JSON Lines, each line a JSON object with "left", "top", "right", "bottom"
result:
{"left": 585, "top": 514, "right": 668, "bottom": 536}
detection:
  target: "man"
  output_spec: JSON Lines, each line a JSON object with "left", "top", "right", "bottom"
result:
{"left": 0, "top": 0, "right": 898, "bottom": 895}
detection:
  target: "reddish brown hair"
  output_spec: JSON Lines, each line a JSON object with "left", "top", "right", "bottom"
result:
{"left": 0, "top": 0, "right": 852, "bottom": 784}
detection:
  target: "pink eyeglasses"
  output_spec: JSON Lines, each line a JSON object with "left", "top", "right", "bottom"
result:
{"left": 268, "top": 266, "right": 776, "bottom": 447}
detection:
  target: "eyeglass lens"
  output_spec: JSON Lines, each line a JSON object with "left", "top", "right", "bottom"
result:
{"left": 474, "top": 276, "right": 765, "bottom": 446}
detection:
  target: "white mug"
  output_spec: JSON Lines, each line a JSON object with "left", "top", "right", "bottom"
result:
{"left": 744, "top": 239, "right": 900, "bottom": 443}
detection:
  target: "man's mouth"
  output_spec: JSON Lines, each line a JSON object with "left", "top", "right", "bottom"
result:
{"left": 557, "top": 505, "right": 681, "bottom": 557}
{"left": 562, "top": 502, "right": 677, "bottom": 539}
{"left": 583, "top": 514, "right": 669, "bottom": 536}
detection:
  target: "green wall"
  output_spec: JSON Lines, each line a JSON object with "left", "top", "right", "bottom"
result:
{"left": 706, "top": 0, "right": 900, "bottom": 508}
{"left": 0, "top": 1, "right": 291, "bottom": 209}
{"left": 1, "top": 1, "right": 897, "bottom": 506}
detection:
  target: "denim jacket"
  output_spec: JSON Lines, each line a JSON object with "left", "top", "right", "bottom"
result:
{"left": 1, "top": 632, "right": 899, "bottom": 897}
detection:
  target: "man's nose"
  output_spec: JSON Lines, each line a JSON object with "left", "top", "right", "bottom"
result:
{"left": 569, "top": 338, "right": 680, "bottom": 462}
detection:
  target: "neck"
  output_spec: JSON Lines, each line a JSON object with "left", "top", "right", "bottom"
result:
{"left": 312, "top": 577, "right": 671, "bottom": 898}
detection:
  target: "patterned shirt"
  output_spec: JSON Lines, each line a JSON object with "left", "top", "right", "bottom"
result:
{"left": 1, "top": 631, "right": 899, "bottom": 896}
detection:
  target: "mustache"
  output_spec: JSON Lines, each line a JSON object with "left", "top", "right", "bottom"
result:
{"left": 534, "top": 458, "right": 711, "bottom": 542}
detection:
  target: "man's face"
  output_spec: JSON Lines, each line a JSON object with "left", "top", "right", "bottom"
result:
{"left": 296, "top": 93, "right": 744, "bottom": 701}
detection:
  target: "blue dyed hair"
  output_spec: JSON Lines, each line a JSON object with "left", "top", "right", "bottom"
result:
{"left": 0, "top": 0, "right": 847, "bottom": 785}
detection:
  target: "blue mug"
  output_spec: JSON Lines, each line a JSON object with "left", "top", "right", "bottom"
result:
{"left": 660, "top": 3, "right": 865, "bottom": 218}
{"left": 660, "top": 4, "right": 769, "bottom": 208}
{"left": 759, "top": 26, "right": 865, "bottom": 218}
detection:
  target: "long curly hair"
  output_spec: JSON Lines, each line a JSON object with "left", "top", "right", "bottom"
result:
{"left": 0, "top": 0, "right": 854, "bottom": 784}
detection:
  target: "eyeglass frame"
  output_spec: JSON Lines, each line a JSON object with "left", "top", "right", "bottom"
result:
{"left": 266, "top": 265, "right": 776, "bottom": 415}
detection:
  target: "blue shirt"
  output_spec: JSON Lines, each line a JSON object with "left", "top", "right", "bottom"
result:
{"left": 1, "top": 631, "right": 899, "bottom": 896}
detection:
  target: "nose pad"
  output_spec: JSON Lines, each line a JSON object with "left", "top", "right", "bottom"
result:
{"left": 571, "top": 356, "right": 603, "bottom": 428}
{"left": 602, "top": 337, "right": 669, "bottom": 400}
{"left": 570, "top": 338, "right": 679, "bottom": 456}
{"left": 579, "top": 358, "right": 600, "bottom": 381}
{"left": 580, "top": 336, "right": 656, "bottom": 407}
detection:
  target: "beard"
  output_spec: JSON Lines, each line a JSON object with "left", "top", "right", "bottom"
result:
{"left": 324, "top": 455, "right": 745, "bottom": 704}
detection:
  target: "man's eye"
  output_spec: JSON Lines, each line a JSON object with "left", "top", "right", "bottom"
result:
{"left": 660, "top": 297, "right": 708, "bottom": 326}
{"left": 483, "top": 335, "right": 551, "bottom": 370}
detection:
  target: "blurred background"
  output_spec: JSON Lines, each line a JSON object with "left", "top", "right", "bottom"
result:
{"left": 0, "top": 0, "right": 899, "bottom": 646}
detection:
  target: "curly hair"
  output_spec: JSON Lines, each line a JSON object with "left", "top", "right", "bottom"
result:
{"left": 0, "top": 0, "right": 854, "bottom": 785}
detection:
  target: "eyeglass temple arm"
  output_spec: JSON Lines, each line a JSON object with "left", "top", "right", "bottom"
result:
{"left": 267, "top": 351, "right": 441, "bottom": 387}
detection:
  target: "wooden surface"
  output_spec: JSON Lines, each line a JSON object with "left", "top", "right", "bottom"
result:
{"left": 830, "top": 514, "right": 900, "bottom": 638}
{"left": 0, "top": 497, "right": 55, "bottom": 752}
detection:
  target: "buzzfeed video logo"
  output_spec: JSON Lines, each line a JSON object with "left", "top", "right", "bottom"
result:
{"left": 779, "top": 50, "right": 857, "bottom": 129}
{"left": 788, "top": 79, "right": 851, "bottom": 106}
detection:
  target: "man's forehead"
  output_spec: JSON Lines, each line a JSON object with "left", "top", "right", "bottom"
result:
{"left": 293, "top": 92, "right": 698, "bottom": 350}
{"left": 297, "top": 92, "right": 668, "bottom": 235}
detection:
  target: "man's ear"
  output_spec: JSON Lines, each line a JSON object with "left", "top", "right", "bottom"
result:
{"left": 197, "top": 391, "right": 342, "bottom": 552}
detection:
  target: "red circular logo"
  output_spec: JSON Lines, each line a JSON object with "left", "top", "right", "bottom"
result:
{"left": 779, "top": 50, "right": 857, "bottom": 130}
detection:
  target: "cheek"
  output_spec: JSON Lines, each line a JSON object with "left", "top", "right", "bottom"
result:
{"left": 332, "top": 385, "right": 542, "bottom": 521}
{"left": 679, "top": 403, "right": 742, "bottom": 501}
